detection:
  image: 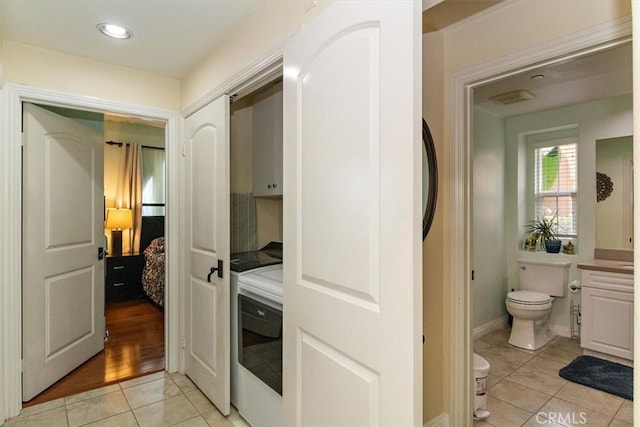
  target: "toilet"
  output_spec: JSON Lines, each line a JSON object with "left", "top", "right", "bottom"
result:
{"left": 505, "top": 259, "right": 571, "bottom": 350}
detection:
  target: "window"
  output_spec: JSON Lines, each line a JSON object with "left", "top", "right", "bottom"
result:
{"left": 141, "top": 147, "right": 165, "bottom": 216}
{"left": 532, "top": 138, "right": 577, "bottom": 239}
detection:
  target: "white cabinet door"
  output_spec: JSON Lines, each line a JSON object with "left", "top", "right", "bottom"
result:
{"left": 283, "top": 1, "right": 421, "bottom": 425}
{"left": 581, "top": 285, "right": 634, "bottom": 360}
{"left": 252, "top": 91, "right": 283, "bottom": 197}
{"left": 22, "top": 103, "right": 105, "bottom": 401}
{"left": 184, "top": 96, "right": 231, "bottom": 415}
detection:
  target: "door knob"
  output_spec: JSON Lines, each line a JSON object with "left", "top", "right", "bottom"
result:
{"left": 207, "top": 260, "right": 224, "bottom": 282}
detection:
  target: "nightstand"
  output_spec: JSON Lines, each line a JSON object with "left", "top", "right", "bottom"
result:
{"left": 105, "top": 253, "right": 144, "bottom": 303}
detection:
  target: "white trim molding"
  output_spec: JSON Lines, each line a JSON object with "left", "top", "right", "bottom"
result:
{"left": 473, "top": 317, "right": 508, "bottom": 340}
{"left": 448, "top": 16, "right": 632, "bottom": 427}
{"left": 424, "top": 412, "right": 450, "bottom": 427}
{"left": 0, "top": 83, "right": 181, "bottom": 422}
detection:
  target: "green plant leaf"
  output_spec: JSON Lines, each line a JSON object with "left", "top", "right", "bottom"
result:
{"left": 542, "top": 147, "right": 559, "bottom": 191}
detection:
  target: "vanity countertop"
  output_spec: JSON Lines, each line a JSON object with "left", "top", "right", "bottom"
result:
{"left": 577, "top": 259, "right": 634, "bottom": 275}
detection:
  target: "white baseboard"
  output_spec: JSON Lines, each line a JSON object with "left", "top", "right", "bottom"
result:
{"left": 424, "top": 413, "right": 449, "bottom": 427}
{"left": 473, "top": 316, "right": 508, "bottom": 339}
{"left": 549, "top": 324, "right": 571, "bottom": 338}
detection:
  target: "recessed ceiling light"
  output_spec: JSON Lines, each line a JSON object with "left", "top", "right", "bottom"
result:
{"left": 97, "top": 23, "right": 132, "bottom": 39}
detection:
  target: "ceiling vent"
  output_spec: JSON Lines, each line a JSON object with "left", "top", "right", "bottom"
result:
{"left": 488, "top": 89, "right": 536, "bottom": 105}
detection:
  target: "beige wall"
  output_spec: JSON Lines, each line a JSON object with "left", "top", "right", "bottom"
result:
{"left": 419, "top": 0, "right": 632, "bottom": 423}
{"left": 1, "top": 40, "right": 180, "bottom": 110}
{"left": 180, "top": 1, "right": 330, "bottom": 108}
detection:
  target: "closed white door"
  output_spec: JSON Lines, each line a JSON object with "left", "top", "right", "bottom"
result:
{"left": 22, "top": 103, "right": 105, "bottom": 402}
{"left": 283, "top": 1, "right": 422, "bottom": 426}
{"left": 184, "top": 95, "right": 231, "bottom": 415}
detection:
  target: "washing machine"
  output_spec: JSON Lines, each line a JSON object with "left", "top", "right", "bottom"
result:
{"left": 231, "top": 258, "right": 283, "bottom": 427}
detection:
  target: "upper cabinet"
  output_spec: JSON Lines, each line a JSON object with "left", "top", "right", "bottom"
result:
{"left": 252, "top": 90, "right": 283, "bottom": 197}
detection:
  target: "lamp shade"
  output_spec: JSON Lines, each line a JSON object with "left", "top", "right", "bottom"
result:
{"left": 105, "top": 208, "right": 133, "bottom": 229}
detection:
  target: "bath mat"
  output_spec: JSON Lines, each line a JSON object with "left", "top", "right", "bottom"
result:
{"left": 559, "top": 355, "right": 633, "bottom": 400}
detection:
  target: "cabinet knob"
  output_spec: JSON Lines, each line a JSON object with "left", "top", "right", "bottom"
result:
{"left": 267, "top": 184, "right": 272, "bottom": 189}
{"left": 273, "top": 183, "right": 277, "bottom": 188}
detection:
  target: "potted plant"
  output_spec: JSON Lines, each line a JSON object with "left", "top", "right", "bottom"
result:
{"left": 527, "top": 213, "right": 562, "bottom": 253}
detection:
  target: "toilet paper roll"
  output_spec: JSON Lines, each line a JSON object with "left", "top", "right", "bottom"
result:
{"left": 568, "top": 280, "right": 581, "bottom": 293}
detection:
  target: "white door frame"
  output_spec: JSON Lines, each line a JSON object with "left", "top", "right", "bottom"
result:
{"left": 447, "top": 16, "right": 633, "bottom": 425}
{"left": 0, "top": 83, "right": 182, "bottom": 421}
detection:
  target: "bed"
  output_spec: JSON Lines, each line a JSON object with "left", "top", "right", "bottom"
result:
{"left": 140, "top": 216, "right": 165, "bottom": 307}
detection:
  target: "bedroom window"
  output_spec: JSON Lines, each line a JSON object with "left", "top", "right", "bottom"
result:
{"left": 142, "top": 147, "right": 165, "bottom": 216}
{"left": 532, "top": 138, "right": 578, "bottom": 239}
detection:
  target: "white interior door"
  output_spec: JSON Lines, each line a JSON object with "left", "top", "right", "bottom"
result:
{"left": 22, "top": 103, "right": 105, "bottom": 402}
{"left": 184, "top": 95, "right": 231, "bottom": 415}
{"left": 283, "top": 1, "right": 422, "bottom": 426}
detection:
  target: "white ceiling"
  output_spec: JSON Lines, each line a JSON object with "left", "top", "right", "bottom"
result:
{"left": 474, "top": 42, "right": 633, "bottom": 117}
{"left": 0, "top": 0, "right": 262, "bottom": 79}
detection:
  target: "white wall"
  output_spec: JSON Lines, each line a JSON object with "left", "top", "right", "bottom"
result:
{"left": 504, "top": 94, "right": 633, "bottom": 328}
{"left": 473, "top": 107, "right": 507, "bottom": 329}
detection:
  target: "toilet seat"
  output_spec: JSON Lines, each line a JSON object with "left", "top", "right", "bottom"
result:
{"left": 507, "top": 291, "right": 551, "bottom": 305}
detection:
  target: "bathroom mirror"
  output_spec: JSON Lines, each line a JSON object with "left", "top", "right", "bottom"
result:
{"left": 595, "top": 135, "right": 633, "bottom": 249}
{"left": 423, "top": 118, "right": 438, "bottom": 240}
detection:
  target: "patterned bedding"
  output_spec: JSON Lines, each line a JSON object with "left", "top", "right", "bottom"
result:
{"left": 142, "top": 237, "right": 165, "bottom": 306}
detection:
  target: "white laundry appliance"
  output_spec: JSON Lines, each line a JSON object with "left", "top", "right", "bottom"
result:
{"left": 230, "top": 256, "right": 283, "bottom": 427}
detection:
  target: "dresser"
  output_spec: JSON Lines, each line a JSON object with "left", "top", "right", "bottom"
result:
{"left": 106, "top": 253, "right": 144, "bottom": 303}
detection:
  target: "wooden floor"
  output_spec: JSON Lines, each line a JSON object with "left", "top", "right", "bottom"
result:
{"left": 24, "top": 299, "right": 165, "bottom": 407}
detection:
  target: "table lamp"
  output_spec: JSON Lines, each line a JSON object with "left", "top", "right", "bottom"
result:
{"left": 105, "top": 208, "right": 133, "bottom": 256}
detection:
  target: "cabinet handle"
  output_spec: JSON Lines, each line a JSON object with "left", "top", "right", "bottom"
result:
{"left": 113, "top": 266, "right": 125, "bottom": 270}
{"left": 113, "top": 282, "right": 125, "bottom": 287}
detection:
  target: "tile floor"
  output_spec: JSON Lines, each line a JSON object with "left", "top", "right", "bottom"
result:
{"left": 5, "top": 371, "right": 250, "bottom": 427}
{"left": 474, "top": 328, "right": 633, "bottom": 427}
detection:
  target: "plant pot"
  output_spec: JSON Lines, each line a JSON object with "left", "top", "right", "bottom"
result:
{"left": 544, "top": 239, "right": 562, "bottom": 253}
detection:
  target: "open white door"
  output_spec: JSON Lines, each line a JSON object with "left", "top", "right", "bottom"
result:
{"left": 283, "top": 1, "right": 422, "bottom": 426}
{"left": 184, "top": 95, "right": 231, "bottom": 415}
{"left": 22, "top": 103, "right": 105, "bottom": 402}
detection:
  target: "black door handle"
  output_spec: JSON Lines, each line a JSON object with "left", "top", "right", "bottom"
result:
{"left": 207, "top": 260, "right": 224, "bottom": 282}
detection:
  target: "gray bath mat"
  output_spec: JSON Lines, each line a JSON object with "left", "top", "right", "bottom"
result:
{"left": 559, "top": 355, "right": 632, "bottom": 400}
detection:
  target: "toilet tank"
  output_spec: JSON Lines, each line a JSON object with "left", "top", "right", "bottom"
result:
{"left": 517, "top": 259, "right": 571, "bottom": 297}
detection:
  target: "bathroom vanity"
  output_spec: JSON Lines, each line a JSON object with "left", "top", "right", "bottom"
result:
{"left": 578, "top": 257, "right": 633, "bottom": 364}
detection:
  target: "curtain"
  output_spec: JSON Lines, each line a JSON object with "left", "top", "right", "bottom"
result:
{"left": 116, "top": 143, "right": 143, "bottom": 254}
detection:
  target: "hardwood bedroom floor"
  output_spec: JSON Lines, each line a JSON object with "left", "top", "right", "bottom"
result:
{"left": 23, "top": 299, "right": 165, "bottom": 408}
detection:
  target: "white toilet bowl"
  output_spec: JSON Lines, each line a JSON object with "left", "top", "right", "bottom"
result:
{"left": 506, "top": 291, "right": 555, "bottom": 350}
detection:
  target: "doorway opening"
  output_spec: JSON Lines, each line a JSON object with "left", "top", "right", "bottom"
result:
{"left": 22, "top": 104, "right": 168, "bottom": 407}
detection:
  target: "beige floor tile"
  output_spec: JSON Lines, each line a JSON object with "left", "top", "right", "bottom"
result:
{"left": 170, "top": 373, "right": 198, "bottom": 393}
{"left": 472, "top": 420, "right": 493, "bottom": 427}
{"left": 487, "top": 374, "right": 504, "bottom": 390}
{"left": 521, "top": 414, "right": 565, "bottom": 426}
{"left": 122, "top": 377, "right": 182, "bottom": 409}
{"left": 480, "top": 329, "right": 511, "bottom": 346}
{"left": 609, "top": 420, "right": 633, "bottom": 427}
{"left": 227, "top": 410, "right": 251, "bottom": 427}
{"left": 4, "top": 406, "right": 68, "bottom": 427}
{"left": 485, "top": 346, "right": 536, "bottom": 366}
{"left": 81, "top": 411, "right": 139, "bottom": 427}
{"left": 133, "top": 394, "right": 199, "bottom": 427}
{"left": 65, "top": 384, "right": 121, "bottom": 404}
{"left": 482, "top": 396, "right": 533, "bottom": 427}
{"left": 203, "top": 408, "right": 235, "bottom": 427}
{"left": 488, "top": 379, "right": 552, "bottom": 413}
{"left": 544, "top": 337, "right": 581, "bottom": 356}
{"left": 172, "top": 416, "right": 210, "bottom": 427}
{"left": 537, "top": 346, "right": 579, "bottom": 365}
{"left": 539, "top": 397, "right": 612, "bottom": 426}
{"left": 66, "top": 390, "right": 130, "bottom": 427}
{"left": 614, "top": 400, "right": 633, "bottom": 424}
{"left": 522, "top": 355, "right": 567, "bottom": 378}
{"left": 474, "top": 339, "right": 495, "bottom": 354}
{"left": 482, "top": 353, "right": 522, "bottom": 378}
{"left": 508, "top": 367, "right": 566, "bottom": 395}
{"left": 119, "top": 371, "right": 167, "bottom": 390}
{"left": 185, "top": 388, "right": 216, "bottom": 415}
{"left": 15, "top": 398, "right": 65, "bottom": 418}
{"left": 555, "top": 382, "right": 623, "bottom": 417}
